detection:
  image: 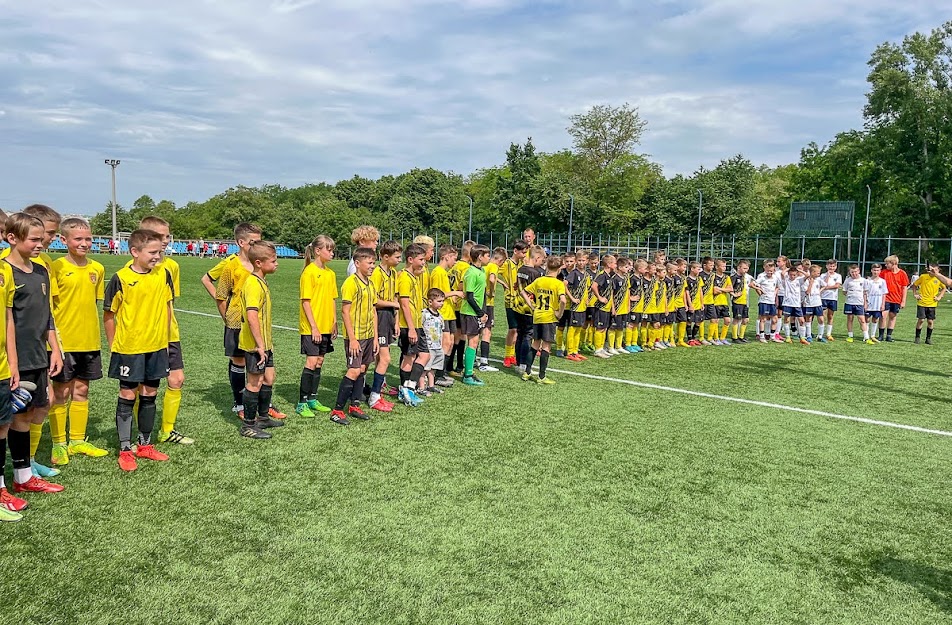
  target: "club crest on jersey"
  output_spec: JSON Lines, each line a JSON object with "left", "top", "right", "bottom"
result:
{"left": 89, "top": 273, "right": 98, "bottom": 285}
{"left": 0, "top": 274, "right": 4, "bottom": 287}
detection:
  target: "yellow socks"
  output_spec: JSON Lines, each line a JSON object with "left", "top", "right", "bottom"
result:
{"left": 731, "top": 323, "right": 739, "bottom": 339}
{"left": 555, "top": 327, "right": 565, "bottom": 352}
{"left": 594, "top": 329, "right": 607, "bottom": 351}
{"left": 68, "top": 400, "right": 90, "bottom": 442}
{"left": 505, "top": 343, "right": 516, "bottom": 359}
{"left": 162, "top": 388, "right": 182, "bottom": 434}
{"left": 699, "top": 321, "right": 707, "bottom": 340}
{"left": 568, "top": 326, "right": 581, "bottom": 354}
{"left": 30, "top": 422, "right": 43, "bottom": 457}
{"left": 49, "top": 402, "right": 68, "bottom": 445}
{"left": 677, "top": 323, "right": 687, "bottom": 343}
{"left": 720, "top": 324, "right": 730, "bottom": 340}
{"left": 740, "top": 323, "right": 748, "bottom": 338}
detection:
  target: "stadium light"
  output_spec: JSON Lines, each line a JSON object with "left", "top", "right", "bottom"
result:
{"left": 466, "top": 194, "right": 474, "bottom": 240}
{"left": 696, "top": 189, "right": 703, "bottom": 261}
{"left": 861, "top": 184, "right": 871, "bottom": 271}
{"left": 104, "top": 159, "right": 121, "bottom": 243}
{"left": 567, "top": 193, "right": 575, "bottom": 253}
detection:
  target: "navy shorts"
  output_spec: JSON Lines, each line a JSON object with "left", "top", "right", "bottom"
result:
{"left": 884, "top": 302, "right": 901, "bottom": 314}
{"left": 867, "top": 310, "right": 883, "bottom": 320}
{"left": 803, "top": 306, "right": 823, "bottom": 318}
{"left": 758, "top": 303, "right": 777, "bottom": 317}
{"left": 782, "top": 305, "right": 802, "bottom": 317}
{"left": 844, "top": 304, "right": 866, "bottom": 317}
{"left": 822, "top": 299, "right": 838, "bottom": 311}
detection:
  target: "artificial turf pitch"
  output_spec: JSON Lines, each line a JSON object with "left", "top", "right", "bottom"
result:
{"left": 3, "top": 254, "right": 950, "bottom": 625}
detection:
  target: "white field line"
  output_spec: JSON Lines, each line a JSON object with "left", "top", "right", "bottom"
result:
{"left": 176, "top": 308, "right": 952, "bottom": 438}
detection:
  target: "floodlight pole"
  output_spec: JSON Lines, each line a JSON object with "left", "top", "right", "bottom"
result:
{"left": 567, "top": 193, "right": 575, "bottom": 253}
{"left": 466, "top": 195, "right": 474, "bottom": 240}
{"left": 105, "top": 159, "right": 121, "bottom": 243}
{"left": 861, "top": 184, "right": 871, "bottom": 271}
{"left": 696, "top": 189, "right": 703, "bottom": 261}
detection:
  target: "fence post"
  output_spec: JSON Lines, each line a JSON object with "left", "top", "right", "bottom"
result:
{"left": 666, "top": 233, "right": 671, "bottom": 254}
{"left": 887, "top": 235, "right": 892, "bottom": 258}
{"left": 947, "top": 237, "right": 952, "bottom": 275}
{"left": 754, "top": 235, "right": 760, "bottom": 270}
{"left": 800, "top": 235, "right": 805, "bottom": 260}
{"left": 710, "top": 234, "right": 715, "bottom": 257}
{"left": 730, "top": 234, "right": 736, "bottom": 267}
{"left": 917, "top": 236, "right": 922, "bottom": 270}
{"left": 832, "top": 236, "right": 837, "bottom": 262}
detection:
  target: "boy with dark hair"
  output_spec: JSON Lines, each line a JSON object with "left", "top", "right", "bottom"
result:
{"left": 397, "top": 243, "right": 429, "bottom": 406}
{"left": 238, "top": 241, "right": 285, "bottom": 438}
{"left": 367, "top": 240, "right": 402, "bottom": 410}
{"left": 710, "top": 259, "right": 733, "bottom": 345}
{"left": 331, "top": 247, "right": 379, "bottom": 424}
{"left": 498, "top": 240, "right": 528, "bottom": 368}
{"left": 818, "top": 259, "right": 842, "bottom": 340}
{"left": 912, "top": 262, "right": 945, "bottom": 345}
{"left": 521, "top": 255, "right": 567, "bottom": 383}
{"left": 730, "top": 260, "right": 751, "bottom": 343}
{"left": 563, "top": 252, "right": 590, "bottom": 361}
{"left": 104, "top": 229, "right": 173, "bottom": 471}
{"left": 459, "top": 244, "right": 491, "bottom": 386}
{"left": 429, "top": 245, "right": 463, "bottom": 382}
{"left": 514, "top": 246, "right": 545, "bottom": 366}
{"left": 479, "top": 248, "right": 505, "bottom": 372}
{"left": 0, "top": 240, "right": 24, "bottom": 520}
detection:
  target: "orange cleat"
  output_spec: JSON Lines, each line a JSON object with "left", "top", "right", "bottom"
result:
{"left": 0, "top": 487, "right": 28, "bottom": 511}
{"left": 118, "top": 450, "right": 138, "bottom": 472}
{"left": 13, "top": 476, "right": 65, "bottom": 494}
{"left": 135, "top": 444, "right": 169, "bottom": 462}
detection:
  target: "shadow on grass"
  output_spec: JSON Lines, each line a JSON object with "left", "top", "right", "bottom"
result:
{"left": 861, "top": 360, "right": 951, "bottom": 379}
{"left": 873, "top": 555, "right": 951, "bottom": 614}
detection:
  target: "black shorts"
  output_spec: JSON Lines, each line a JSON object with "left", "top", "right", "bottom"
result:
{"left": 506, "top": 308, "right": 519, "bottom": 330}
{"left": 224, "top": 327, "right": 242, "bottom": 358}
{"left": 398, "top": 327, "right": 430, "bottom": 357}
{"left": 52, "top": 351, "right": 103, "bottom": 383}
{"left": 586, "top": 307, "right": 596, "bottom": 322}
{"left": 647, "top": 313, "right": 663, "bottom": 324}
{"left": 459, "top": 314, "right": 484, "bottom": 337}
{"left": 19, "top": 369, "right": 49, "bottom": 410}
{"left": 345, "top": 338, "right": 376, "bottom": 370}
{"left": 485, "top": 307, "right": 495, "bottom": 330}
{"left": 732, "top": 304, "right": 749, "bottom": 320}
{"left": 443, "top": 318, "right": 458, "bottom": 335}
{"left": 917, "top": 306, "right": 937, "bottom": 320}
{"left": 662, "top": 313, "right": 673, "bottom": 325}
{"left": 692, "top": 309, "right": 705, "bottom": 323}
{"left": 593, "top": 309, "right": 612, "bottom": 330}
{"left": 377, "top": 310, "right": 397, "bottom": 346}
{"left": 558, "top": 311, "right": 570, "bottom": 328}
{"left": 569, "top": 310, "right": 588, "bottom": 327}
{"left": 610, "top": 314, "right": 627, "bottom": 330}
{"left": 108, "top": 349, "right": 169, "bottom": 386}
{"left": 703, "top": 304, "right": 717, "bottom": 320}
{"left": 714, "top": 305, "right": 730, "bottom": 319}
{"left": 884, "top": 302, "right": 901, "bottom": 314}
{"left": 301, "top": 334, "right": 335, "bottom": 357}
{"left": 533, "top": 322, "right": 556, "bottom": 344}
{"left": 244, "top": 349, "right": 275, "bottom": 373}
{"left": 168, "top": 341, "right": 184, "bottom": 371}
{"left": 0, "top": 378, "right": 10, "bottom": 425}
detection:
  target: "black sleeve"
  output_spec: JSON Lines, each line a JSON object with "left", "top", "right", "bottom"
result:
{"left": 103, "top": 274, "right": 123, "bottom": 310}
{"left": 466, "top": 291, "right": 484, "bottom": 317}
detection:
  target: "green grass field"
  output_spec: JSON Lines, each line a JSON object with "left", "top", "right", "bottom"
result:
{"left": 4, "top": 254, "right": 950, "bottom": 625}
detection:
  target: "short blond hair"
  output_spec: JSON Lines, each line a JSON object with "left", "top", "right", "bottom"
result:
{"left": 413, "top": 235, "right": 434, "bottom": 248}
{"left": 61, "top": 217, "right": 91, "bottom": 232}
{"left": 351, "top": 225, "right": 380, "bottom": 245}
{"left": 885, "top": 255, "right": 899, "bottom": 265}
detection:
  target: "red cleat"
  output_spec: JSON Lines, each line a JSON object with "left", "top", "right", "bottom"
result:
{"left": 13, "top": 476, "right": 65, "bottom": 494}
{"left": 118, "top": 450, "right": 138, "bottom": 472}
{"left": 0, "top": 487, "right": 28, "bottom": 511}
{"left": 370, "top": 398, "right": 393, "bottom": 412}
{"left": 348, "top": 404, "right": 370, "bottom": 420}
{"left": 268, "top": 406, "right": 287, "bottom": 420}
{"left": 382, "top": 383, "right": 399, "bottom": 397}
{"left": 135, "top": 444, "right": 169, "bottom": 462}
{"left": 502, "top": 357, "right": 514, "bottom": 368}
{"left": 565, "top": 353, "right": 581, "bottom": 362}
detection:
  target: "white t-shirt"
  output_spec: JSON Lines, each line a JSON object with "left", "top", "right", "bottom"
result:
{"left": 866, "top": 277, "right": 889, "bottom": 311}
{"left": 754, "top": 272, "right": 781, "bottom": 304}
{"left": 843, "top": 276, "right": 868, "bottom": 306}
{"left": 783, "top": 274, "right": 804, "bottom": 304}
{"left": 819, "top": 271, "right": 842, "bottom": 300}
{"left": 802, "top": 277, "right": 823, "bottom": 307}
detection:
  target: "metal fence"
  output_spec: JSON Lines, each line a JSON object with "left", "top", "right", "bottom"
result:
{"left": 374, "top": 230, "right": 952, "bottom": 275}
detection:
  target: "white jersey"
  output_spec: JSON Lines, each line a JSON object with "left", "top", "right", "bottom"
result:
{"left": 866, "top": 277, "right": 888, "bottom": 312}
{"left": 783, "top": 274, "right": 804, "bottom": 304}
{"left": 842, "top": 276, "right": 868, "bottom": 306}
{"left": 819, "top": 271, "right": 842, "bottom": 300}
{"left": 754, "top": 272, "right": 781, "bottom": 304}
{"left": 802, "top": 277, "right": 823, "bottom": 307}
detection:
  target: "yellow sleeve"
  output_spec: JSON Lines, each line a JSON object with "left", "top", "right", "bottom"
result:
{"left": 96, "top": 265, "right": 106, "bottom": 300}
{"left": 215, "top": 265, "right": 233, "bottom": 301}
{"left": 340, "top": 277, "right": 357, "bottom": 303}
{"left": 207, "top": 256, "right": 229, "bottom": 281}
{"left": 170, "top": 261, "right": 181, "bottom": 297}
{"left": 243, "top": 278, "right": 264, "bottom": 310}
{"left": 300, "top": 267, "right": 316, "bottom": 301}
{"left": 397, "top": 272, "right": 411, "bottom": 299}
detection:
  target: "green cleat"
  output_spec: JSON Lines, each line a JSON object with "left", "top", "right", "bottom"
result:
{"left": 306, "top": 399, "right": 332, "bottom": 413}
{"left": 462, "top": 375, "right": 485, "bottom": 386}
{"left": 296, "top": 402, "right": 316, "bottom": 418}
{"left": 521, "top": 372, "right": 535, "bottom": 382}
{"left": 68, "top": 439, "right": 109, "bottom": 457}
{"left": 158, "top": 429, "right": 194, "bottom": 445}
{"left": 51, "top": 443, "right": 69, "bottom": 466}
{"left": 0, "top": 507, "right": 23, "bottom": 523}
{"left": 537, "top": 376, "right": 555, "bottom": 385}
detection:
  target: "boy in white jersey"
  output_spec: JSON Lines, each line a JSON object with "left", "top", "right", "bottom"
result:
{"left": 866, "top": 264, "right": 888, "bottom": 343}
{"left": 801, "top": 265, "right": 823, "bottom": 342}
{"left": 818, "top": 259, "right": 842, "bottom": 340}
{"left": 781, "top": 264, "right": 808, "bottom": 344}
{"left": 842, "top": 264, "right": 873, "bottom": 344}
{"left": 751, "top": 261, "right": 782, "bottom": 343}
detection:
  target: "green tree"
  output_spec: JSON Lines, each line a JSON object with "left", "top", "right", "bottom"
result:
{"left": 567, "top": 103, "right": 647, "bottom": 174}
{"left": 493, "top": 139, "right": 545, "bottom": 232}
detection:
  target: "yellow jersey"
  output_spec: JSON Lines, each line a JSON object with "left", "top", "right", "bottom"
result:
{"left": 299, "top": 262, "right": 338, "bottom": 335}
{"left": 711, "top": 273, "right": 732, "bottom": 306}
{"left": 631, "top": 275, "right": 646, "bottom": 314}
{"left": 104, "top": 266, "right": 172, "bottom": 355}
{"left": 126, "top": 257, "right": 181, "bottom": 342}
{"left": 52, "top": 257, "right": 105, "bottom": 352}
{"left": 484, "top": 262, "right": 499, "bottom": 307}
{"left": 614, "top": 274, "right": 631, "bottom": 315}
{"left": 525, "top": 276, "right": 566, "bottom": 324}
{"left": 913, "top": 274, "right": 944, "bottom": 307}
{"left": 669, "top": 274, "right": 687, "bottom": 309}
{"left": 206, "top": 253, "right": 236, "bottom": 282}
{"left": 216, "top": 255, "right": 253, "bottom": 330}
{"left": 397, "top": 268, "right": 427, "bottom": 329}
{"left": 429, "top": 264, "right": 456, "bottom": 321}
{"left": 370, "top": 265, "right": 397, "bottom": 306}
{"left": 340, "top": 274, "right": 378, "bottom": 340}
{"left": 645, "top": 278, "right": 666, "bottom": 314}
{"left": 0, "top": 262, "right": 14, "bottom": 380}
{"left": 731, "top": 273, "right": 750, "bottom": 305}
{"left": 239, "top": 274, "right": 272, "bottom": 352}
{"left": 592, "top": 271, "right": 615, "bottom": 312}
{"left": 500, "top": 258, "right": 522, "bottom": 309}
{"left": 0, "top": 249, "right": 58, "bottom": 297}
{"left": 686, "top": 275, "right": 703, "bottom": 310}
{"left": 450, "top": 260, "right": 470, "bottom": 312}
{"left": 565, "top": 269, "right": 589, "bottom": 313}
{"left": 700, "top": 270, "right": 715, "bottom": 305}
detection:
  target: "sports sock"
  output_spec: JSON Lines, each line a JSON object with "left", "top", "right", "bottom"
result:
{"left": 299, "top": 368, "right": 315, "bottom": 403}
{"left": 568, "top": 326, "right": 581, "bottom": 354}
{"left": 863, "top": 327, "right": 870, "bottom": 340}
{"left": 607, "top": 329, "right": 617, "bottom": 349}
{"left": 784, "top": 322, "right": 791, "bottom": 338}
{"left": 242, "top": 388, "right": 260, "bottom": 425}
{"left": 731, "top": 323, "right": 738, "bottom": 339}
{"left": 351, "top": 374, "right": 365, "bottom": 404}
{"left": 455, "top": 339, "right": 465, "bottom": 370}
{"left": 258, "top": 384, "right": 273, "bottom": 417}
{"left": 447, "top": 342, "right": 457, "bottom": 369}
{"left": 410, "top": 362, "right": 425, "bottom": 387}
{"left": 594, "top": 330, "right": 607, "bottom": 351}
{"left": 229, "top": 363, "right": 245, "bottom": 405}
{"left": 817, "top": 322, "right": 825, "bottom": 337}
{"left": 29, "top": 422, "right": 42, "bottom": 458}
{"left": 161, "top": 388, "right": 182, "bottom": 434}
{"left": 555, "top": 327, "right": 565, "bottom": 352}
{"left": 136, "top": 395, "right": 157, "bottom": 445}
{"left": 505, "top": 343, "right": 515, "bottom": 359}
{"left": 464, "top": 346, "right": 477, "bottom": 377}
{"left": 640, "top": 326, "right": 648, "bottom": 346}
{"left": 915, "top": 327, "right": 922, "bottom": 339}
{"left": 708, "top": 323, "right": 718, "bottom": 341}
{"left": 0, "top": 438, "right": 5, "bottom": 485}
{"left": 399, "top": 367, "right": 410, "bottom": 385}
{"left": 848, "top": 331, "right": 854, "bottom": 338}
{"left": 116, "top": 397, "right": 136, "bottom": 450}
{"left": 49, "top": 402, "right": 68, "bottom": 445}
{"left": 480, "top": 340, "right": 490, "bottom": 362}
{"left": 678, "top": 323, "right": 687, "bottom": 343}
{"left": 927, "top": 327, "right": 933, "bottom": 340}
{"left": 9, "top": 429, "right": 31, "bottom": 484}
{"left": 719, "top": 324, "right": 729, "bottom": 341}
{"left": 826, "top": 320, "right": 834, "bottom": 335}
{"left": 335, "top": 378, "right": 355, "bottom": 412}
{"left": 740, "top": 322, "right": 748, "bottom": 338}
{"left": 614, "top": 329, "right": 624, "bottom": 350}
{"left": 869, "top": 321, "right": 878, "bottom": 337}
{"left": 68, "top": 400, "right": 90, "bottom": 442}
{"left": 372, "top": 372, "right": 385, "bottom": 394}
{"left": 886, "top": 328, "right": 894, "bottom": 338}
{"left": 311, "top": 367, "right": 322, "bottom": 397}
{"left": 524, "top": 348, "right": 536, "bottom": 374}
{"left": 538, "top": 351, "right": 550, "bottom": 379}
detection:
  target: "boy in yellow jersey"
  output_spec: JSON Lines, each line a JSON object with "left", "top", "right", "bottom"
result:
{"left": 625, "top": 259, "right": 647, "bottom": 352}
{"left": 209, "top": 223, "right": 262, "bottom": 418}
{"left": 429, "top": 245, "right": 464, "bottom": 382}
{"left": 710, "top": 259, "right": 734, "bottom": 345}
{"left": 459, "top": 244, "right": 491, "bottom": 386}
{"left": 521, "top": 255, "right": 566, "bottom": 384}
{"left": 396, "top": 243, "right": 430, "bottom": 406}
{"left": 685, "top": 261, "right": 704, "bottom": 345}
{"left": 134, "top": 216, "right": 195, "bottom": 444}
{"left": 238, "top": 241, "right": 284, "bottom": 439}
{"left": 698, "top": 257, "right": 716, "bottom": 345}
{"left": 514, "top": 246, "right": 545, "bottom": 368}
{"left": 498, "top": 240, "right": 528, "bottom": 368}
{"left": 332, "top": 247, "right": 380, "bottom": 424}
{"left": 584, "top": 253, "right": 600, "bottom": 351}
{"left": 367, "top": 240, "right": 403, "bottom": 410}
{"left": 297, "top": 234, "right": 338, "bottom": 417}
{"left": 609, "top": 257, "right": 632, "bottom": 354}
{"left": 554, "top": 253, "right": 571, "bottom": 357}
{"left": 645, "top": 264, "right": 669, "bottom": 350}
{"left": 0, "top": 234, "right": 26, "bottom": 521}
{"left": 479, "top": 248, "right": 504, "bottom": 372}
{"left": 49, "top": 218, "right": 108, "bottom": 467}
{"left": 564, "top": 253, "right": 590, "bottom": 361}
{"left": 103, "top": 229, "right": 173, "bottom": 472}
{"left": 4, "top": 213, "right": 65, "bottom": 493}
{"left": 658, "top": 263, "right": 675, "bottom": 348}
{"left": 730, "top": 260, "right": 752, "bottom": 343}
{"left": 637, "top": 263, "right": 654, "bottom": 348}
{"left": 448, "top": 240, "right": 473, "bottom": 375}
{"left": 668, "top": 260, "right": 689, "bottom": 347}
{"left": 591, "top": 254, "right": 616, "bottom": 358}
{"left": 913, "top": 262, "right": 945, "bottom": 345}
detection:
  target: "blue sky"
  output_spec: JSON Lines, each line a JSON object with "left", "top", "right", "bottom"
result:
{"left": 1, "top": 1, "right": 950, "bottom": 215}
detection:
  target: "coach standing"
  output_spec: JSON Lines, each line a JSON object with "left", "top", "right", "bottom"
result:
{"left": 881, "top": 255, "right": 909, "bottom": 342}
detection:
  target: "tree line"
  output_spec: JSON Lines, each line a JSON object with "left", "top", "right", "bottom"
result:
{"left": 83, "top": 21, "right": 952, "bottom": 251}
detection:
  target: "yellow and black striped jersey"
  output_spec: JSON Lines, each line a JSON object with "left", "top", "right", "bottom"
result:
{"left": 450, "top": 260, "right": 470, "bottom": 312}
{"left": 500, "top": 258, "right": 522, "bottom": 309}
{"left": 397, "top": 268, "right": 427, "bottom": 329}
{"left": 370, "top": 265, "right": 397, "bottom": 305}
{"left": 239, "top": 274, "right": 272, "bottom": 352}
{"left": 340, "top": 274, "right": 377, "bottom": 340}
{"left": 669, "top": 274, "right": 687, "bottom": 309}
{"left": 614, "top": 274, "right": 631, "bottom": 315}
{"left": 686, "top": 275, "right": 703, "bottom": 310}
{"left": 565, "top": 269, "right": 589, "bottom": 313}
{"left": 711, "top": 273, "right": 733, "bottom": 306}
{"left": 700, "top": 270, "right": 715, "bottom": 305}
{"left": 216, "top": 255, "right": 253, "bottom": 330}
{"left": 592, "top": 271, "right": 615, "bottom": 312}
